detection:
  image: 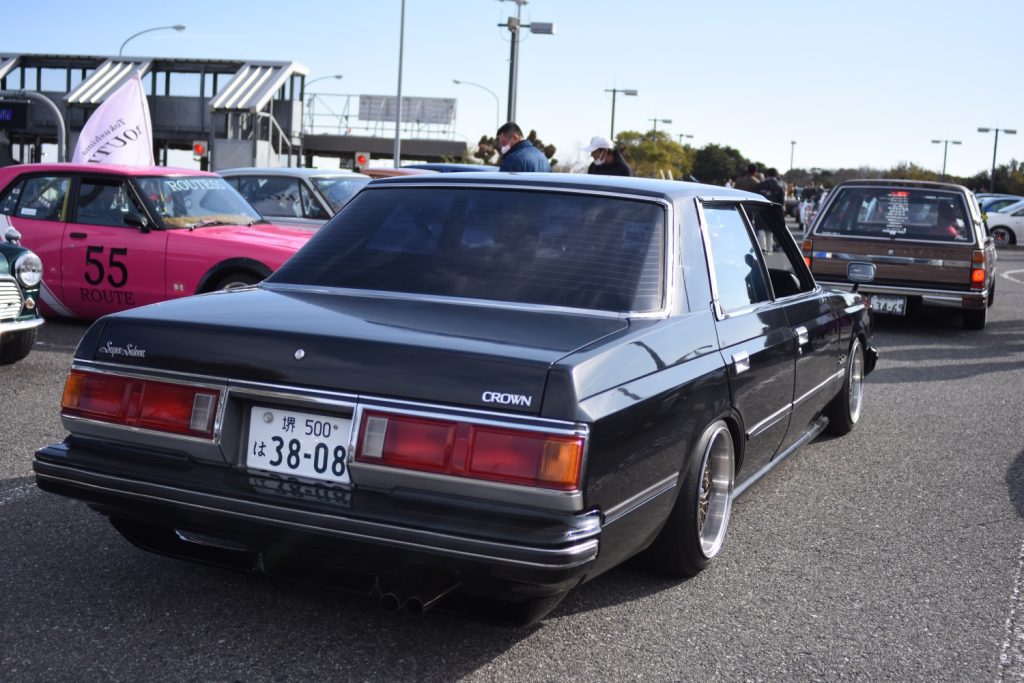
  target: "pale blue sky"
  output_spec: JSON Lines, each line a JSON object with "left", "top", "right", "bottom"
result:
{"left": 5, "top": 0, "right": 1022, "bottom": 177}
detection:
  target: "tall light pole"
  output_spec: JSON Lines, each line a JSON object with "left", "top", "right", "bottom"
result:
{"left": 498, "top": 1, "right": 554, "bottom": 123}
{"left": 605, "top": 88, "right": 637, "bottom": 140}
{"left": 677, "top": 133, "right": 694, "bottom": 144}
{"left": 649, "top": 118, "right": 671, "bottom": 138}
{"left": 930, "top": 138, "right": 961, "bottom": 179}
{"left": 978, "top": 126, "right": 1016, "bottom": 193}
{"left": 303, "top": 75, "right": 342, "bottom": 135}
{"left": 789, "top": 140, "right": 796, "bottom": 172}
{"left": 454, "top": 79, "right": 501, "bottom": 132}
{"left": 393, "top": 0, "right": 406, "bottom": 167}
{"left": 118, "top": 25, "right": 185, "bottom": 56}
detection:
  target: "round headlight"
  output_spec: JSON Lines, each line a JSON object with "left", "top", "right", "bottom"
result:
{"left": 14, "top": 251, "right": 42, "bottom": 288}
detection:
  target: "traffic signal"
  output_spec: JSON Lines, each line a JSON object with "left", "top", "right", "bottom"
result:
{"left": 354, "top": 151, "right": 370, "bottom": 169}
{"left": 192, "top": 140, "right": 209, "bottom": 160}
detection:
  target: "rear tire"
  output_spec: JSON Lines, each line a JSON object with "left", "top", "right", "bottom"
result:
{"left": 825, "top": 337, "right": 865, "bottom": 436}
{"left": 0, "top": 328, "right": 37, "bottom": 365}
{"left": 964, "top": 307, "right": 987, "bottom": 330}
{"left": 642, "top": 420, "right": 735, "bottom": 578}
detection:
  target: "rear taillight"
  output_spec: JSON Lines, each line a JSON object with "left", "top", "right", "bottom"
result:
{"left": 970, "top": 250, "right": 986, "bottom": 289}
{"left": 356, "top": 411, "right": 584, "bottom": 490}
{"left": 61, "top": 370, "right": 219, "bottom": 438}
{"left": 802, "top": 239, "right": 813, "bottom": 268}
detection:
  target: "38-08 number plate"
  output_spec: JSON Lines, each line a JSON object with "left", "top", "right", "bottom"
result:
{"left": 246, "top": 406, "right": 352, "bottom": 485}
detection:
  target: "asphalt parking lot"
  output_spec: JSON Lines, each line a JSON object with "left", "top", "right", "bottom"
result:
{"left": 1, "top": 249, "right": 1023, "bottom": 681}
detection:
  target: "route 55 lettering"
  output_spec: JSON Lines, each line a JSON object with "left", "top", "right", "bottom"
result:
{"left": 84, "top": 246, "right": 129, "bottom": 287}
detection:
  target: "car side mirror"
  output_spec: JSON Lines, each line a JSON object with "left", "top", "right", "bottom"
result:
{"left": 123, "top": 212, "right": 150, "bottom": 232}
{"left": 847, "top": 262, "right": 876, "bottom": 293}
{"left": 3, "top": 225, "right": 21, "bottom": 245}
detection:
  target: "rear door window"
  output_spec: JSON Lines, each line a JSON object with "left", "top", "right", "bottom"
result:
{"left": 0, "top": 175, "right": 70, "bottom": 221}
{"left": 815, "top": 187, "right": 973, "bottom": 243}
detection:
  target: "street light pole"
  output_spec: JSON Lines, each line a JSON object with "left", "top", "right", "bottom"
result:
{"left": 605, "top": 88, "right": 637, "bottom": 140}
{"left": 393, "top": 0, "right": 406, "bottom": 167}
{"left": 789, "top": 140, "right": 796, "bottom": 172}
{"left": 118, "top": 25, "right": 185, "bottom": 56}
{"left": 454, "top": 79, "right": 501, "bottom": 132}
{"left": 649, "top": 118, "right": 671, "bottom": 138}
{"left": 678, "top": 133, "right": 693, "bottom": 144}
{"left": 930, "top": 138, "right": 961, "bottom": 179}
{"left": 498, "top": 1, "right": 554, "bottom": 123}
{"left": 978, "top": 126, "right": 1017, "bottom": 193}
{"left": 303, "top": 75, "right": 343, "bottom": 136}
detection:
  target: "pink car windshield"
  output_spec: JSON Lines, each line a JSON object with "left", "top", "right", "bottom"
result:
{"left": 138, "top": 176, "right": 261, "bottom": 229}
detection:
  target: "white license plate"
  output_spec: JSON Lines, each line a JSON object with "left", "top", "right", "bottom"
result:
{"left": 869, "top": 294, "right": 907, "bottom": 316}
{"left": 246, "top": 406, "right": 352, "bottom": 485}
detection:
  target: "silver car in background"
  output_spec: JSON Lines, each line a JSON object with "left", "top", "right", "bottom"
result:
{"left": 220, "top": 167, "right": 372, "bottom": 230}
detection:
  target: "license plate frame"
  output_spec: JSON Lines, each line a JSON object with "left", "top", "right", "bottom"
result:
{"left": 869, "top": 294, "right": 907, "bottom": 316}
{"left": 245, "top": 406, "right": 353, "bottom": 485}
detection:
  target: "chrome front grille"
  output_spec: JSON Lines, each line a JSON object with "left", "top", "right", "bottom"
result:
{"left": 0, "top": 278, "right": 24, "bottom": 321}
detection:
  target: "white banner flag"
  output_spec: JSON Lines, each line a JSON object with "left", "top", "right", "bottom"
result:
{"left": 72, "top": 73, "right": 155, "bottom": 166}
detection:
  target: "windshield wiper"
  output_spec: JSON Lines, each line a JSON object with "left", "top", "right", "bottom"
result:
{"left": 187, "top": 219, "right": 235, "bottom": 230}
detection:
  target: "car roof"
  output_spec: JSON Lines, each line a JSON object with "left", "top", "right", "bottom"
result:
{"left": 403, "top": 163, "right": 500, "bottom": 172}
{"left": 218, "top": 167, "right": 371, "bottom": 180}
{"left": 0, "top": 162, "right": 215, "bottom": 177}
{"left": 362, "top": 171, "right": 769, "bottom": 203}
{"left": 830, "top": 178, "right": 971, "bottom": 193}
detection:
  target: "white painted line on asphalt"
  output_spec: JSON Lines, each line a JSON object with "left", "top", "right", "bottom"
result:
{"left": 1001, "top": 269, "right": 1024, "bottom": 286}
{"left": 0, "top": 483, "right": 38, "bottom": 506}
{"left": 998, "top": 537, "right": 1024, "bottom": 680}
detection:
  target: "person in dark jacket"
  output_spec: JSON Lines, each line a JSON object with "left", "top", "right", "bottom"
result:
{"left": 496, "top": 122, "right": 551, "bottom": 172}
{"left": 583, "top": 135, "right": 633, "bottom": 177}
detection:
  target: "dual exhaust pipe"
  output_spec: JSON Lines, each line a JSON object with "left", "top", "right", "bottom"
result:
{"left": 374, "top": 575, "right": 461, "bottom": 617}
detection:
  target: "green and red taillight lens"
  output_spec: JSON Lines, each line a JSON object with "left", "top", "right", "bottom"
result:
{"left": 802, "top": 239, "right": 813, "bottom": 268}
{"left": 356, "top": 411, "right": 584, "bottom": 491}
{"left": 61, "top": 370, "right": 219, "bottom": 438}
{"left": 970, "top": 250, "right": 986, "bottom": 290}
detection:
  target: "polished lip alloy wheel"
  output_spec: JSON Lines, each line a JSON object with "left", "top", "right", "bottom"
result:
{"left": 697, "top": 423, "right": 735, "bottom": 558}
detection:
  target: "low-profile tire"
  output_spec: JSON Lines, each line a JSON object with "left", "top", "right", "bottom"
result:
{"left": 0, "top": 328, "right": 37, "bottom": 365}
{"left": 214, "top": 272, "right": 261, "bottom": 291}
{"left": 964, "top": 306, "right": 987, "bottom": 331}
{"left": 988, "top": 280, "right": 996, "bottom": 308}
{"left": 991, "top": 227, "right": 1014, "bottom": 247}
{"left": 642, "top": 419, "right": 735, "bottom": 578}
{"left": 825, "top": 337, "right": 865, "bottom": 436}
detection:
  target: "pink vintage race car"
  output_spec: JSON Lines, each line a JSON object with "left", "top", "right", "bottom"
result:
{"left": 0, "top": 163, "right": 314, "bottom": 319}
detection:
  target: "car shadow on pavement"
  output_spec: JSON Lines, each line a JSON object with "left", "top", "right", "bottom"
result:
{"left": 1006, "top": 449, "right": 1024, "bottom": 519}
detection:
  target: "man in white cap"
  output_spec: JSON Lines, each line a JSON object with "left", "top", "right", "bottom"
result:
{"left": 583, "top": 135, "right": 633, "bottom": 177}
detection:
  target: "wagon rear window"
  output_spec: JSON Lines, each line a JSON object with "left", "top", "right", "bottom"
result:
{"left": 270, "top": 187, "right": 665, "bottom": 313}
{"left": 814, "top": 187, "right": 973, "bottom": 243}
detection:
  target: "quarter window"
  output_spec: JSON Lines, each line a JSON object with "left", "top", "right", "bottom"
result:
{"left": 0, "top": 175, "right": 70, "bottom": 221}
{"left": 703, "top": 204, "right": 771, "bottom": 312}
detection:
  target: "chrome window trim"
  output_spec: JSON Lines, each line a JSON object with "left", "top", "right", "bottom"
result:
{"left": 810, "top": 251, "right": 972, "bottom": 268}
{"left": 602, "top": 473, "right": 678, "bottom": 525}
{"left": 269, "top": 184, "right": 676, "bottom": 319}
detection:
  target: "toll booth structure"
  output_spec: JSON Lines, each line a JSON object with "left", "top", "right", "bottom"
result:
{"left": 0, "top": 53, "right": 467, "bottom": 170}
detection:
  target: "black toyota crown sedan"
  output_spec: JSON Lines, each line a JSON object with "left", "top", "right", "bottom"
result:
{"left": 34, "top": 173, "right": 877, "bottom": 625}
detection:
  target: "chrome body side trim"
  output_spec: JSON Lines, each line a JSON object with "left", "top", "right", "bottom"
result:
{"left": 746, "top": 402, "right": 793, "bottom": 439}
{"left": 811, "top": 251, "right": 972, "bottom": 268}
{"left": 792, "top": 369, "right": 844, "bottom": 408}
{"left": 602, "top": 474, "right": 678, "bottom": 525}
{"left": 734, "top": 416, "right": 828, "bottom": 498}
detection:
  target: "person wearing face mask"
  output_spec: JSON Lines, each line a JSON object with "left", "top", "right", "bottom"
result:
{"left": 496, "top": 122, "right": 551, "bottom": 172}
{"left": 583, "top": 135, "right": 633, "bottom": 177}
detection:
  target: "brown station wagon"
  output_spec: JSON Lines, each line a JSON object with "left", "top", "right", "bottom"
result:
{"left": 803, "top": 179, "right": 996, "bottom": 330}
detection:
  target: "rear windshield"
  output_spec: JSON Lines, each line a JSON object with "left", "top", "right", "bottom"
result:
{"left": 814, "top": 187, "right": 973, "bottom": 243}
{"left": 269, "top": 187, "right": 666, "bottom": 313}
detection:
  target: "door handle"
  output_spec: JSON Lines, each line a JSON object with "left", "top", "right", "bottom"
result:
{"left": 731, "top": 351, "right": 750, "bottom": 375}
{"left": 69, "top": 232, "right": 88, "bottom": 239}
{"left": 795, "top": 326, "right": 809, "bottom": 346}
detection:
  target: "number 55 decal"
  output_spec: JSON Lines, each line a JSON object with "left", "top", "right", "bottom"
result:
{"left": 84, "top": 246, "right": 129, "bottom": 287}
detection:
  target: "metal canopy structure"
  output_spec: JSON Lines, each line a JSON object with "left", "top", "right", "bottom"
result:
{"left": 0, "top": 53, "right": 466, "bottom": 168}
